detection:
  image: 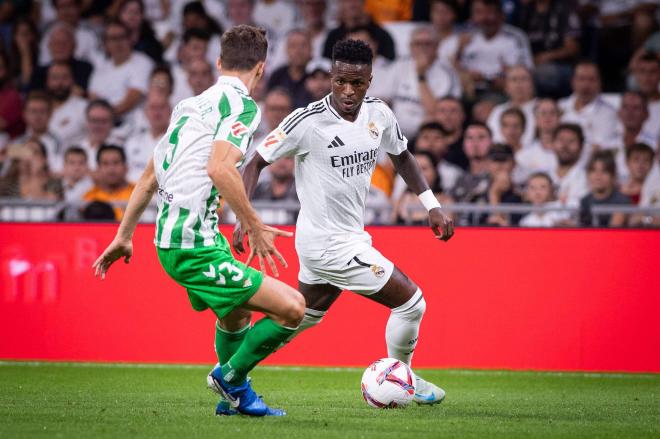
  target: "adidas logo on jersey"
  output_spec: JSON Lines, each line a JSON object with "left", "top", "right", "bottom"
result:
{"left": 327, "top": 136, "right": 345, "bottom": 148}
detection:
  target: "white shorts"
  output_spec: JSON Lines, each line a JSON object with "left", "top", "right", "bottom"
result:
{"left": 298, "top": 244, "right": 394, "bottom": 295}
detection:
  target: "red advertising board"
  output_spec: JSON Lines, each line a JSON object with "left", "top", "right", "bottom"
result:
{"left": 1, "top": 223, "right": 658, "bottom": 372}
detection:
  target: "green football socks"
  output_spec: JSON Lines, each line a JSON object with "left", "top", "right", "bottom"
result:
{"left": 214, "top": 320, "right": 250, "bottom": 365}
{"left": 220, "top": 318, "right": 296, "bottom": 385}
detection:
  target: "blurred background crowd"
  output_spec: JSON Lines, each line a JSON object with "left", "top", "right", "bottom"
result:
{"left": 0, "top": 0, "right": 659, "bottom": 227}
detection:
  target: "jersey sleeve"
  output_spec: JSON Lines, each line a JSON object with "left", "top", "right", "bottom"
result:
{"left": 256, "top": 107, "right": 312, "bottom": 163}
{"left": 213, "top": 92, "right": 260, "bottom": 155}
{"left": 380, "top": 105, "right": 408, "bottom": 155}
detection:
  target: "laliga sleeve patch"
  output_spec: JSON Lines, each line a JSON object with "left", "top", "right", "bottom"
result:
{"left": 231, "top": 121, "right": 248, "bottom": 137}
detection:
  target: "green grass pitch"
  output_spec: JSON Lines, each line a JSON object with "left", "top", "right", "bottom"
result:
{"left": 0, "top": 362, "right": 658, "bottom": 439}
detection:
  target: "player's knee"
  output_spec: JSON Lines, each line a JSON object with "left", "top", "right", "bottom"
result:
{"left": 392, "top": 289, "right": 426, "bottom": 322}
{"left": 282, "top": 293, "right": 305, "bottom": 327}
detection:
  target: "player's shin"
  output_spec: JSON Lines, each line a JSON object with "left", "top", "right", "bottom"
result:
{"left": 220, "top": 317, "right": 297, "bottom": 385}
{"left": 282, "top": 308, "right": 325, "bottom": 344}
{"left": 215, "top": 320, "right": 251, "bottom": 365}
{"left": 385, "top": 288, "right": 426, "bottom": 366}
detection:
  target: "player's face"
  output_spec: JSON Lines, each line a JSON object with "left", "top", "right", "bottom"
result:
{"left": 330, "top": 61, "right": 372, "bottom": 118}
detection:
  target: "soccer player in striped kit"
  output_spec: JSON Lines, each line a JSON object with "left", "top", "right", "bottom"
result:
{"left": 93, "top": 25, "right": 306, "bottom": 417}
{"left": 237, "top": 39, "right": 455, "bottom": 404}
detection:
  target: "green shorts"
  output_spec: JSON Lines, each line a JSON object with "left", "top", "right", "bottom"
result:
{"left": 157, "top": 235, "right": 264, "bottom": 318}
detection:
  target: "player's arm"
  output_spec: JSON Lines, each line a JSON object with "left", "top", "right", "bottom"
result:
{"left": 208, "top": 140, "right": 290, "bottom": 276}
{"left": 92, "top": 158, "right": 158, "bottom": 278}
{"left": 233, "top": 152, "right": 271, "bottom": 254}
{"left": 389, "top": 150, "right": 455, "bottom": 241}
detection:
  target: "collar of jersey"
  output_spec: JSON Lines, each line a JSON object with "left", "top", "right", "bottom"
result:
{"left": 216, "top": 75, "right": 249, "bottom": 94}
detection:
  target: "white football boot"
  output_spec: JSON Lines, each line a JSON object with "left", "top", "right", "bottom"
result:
{"left": 413, "top": 373, "right": 446, "bottom": 405}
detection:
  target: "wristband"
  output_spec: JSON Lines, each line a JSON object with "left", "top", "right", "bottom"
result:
{"left": 418, "top": 189, "right": 441, "bottom": 211}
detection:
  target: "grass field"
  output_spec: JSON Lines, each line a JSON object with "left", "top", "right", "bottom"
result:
{"left": 0, "top": 362, "right": 658, "bottom": 439}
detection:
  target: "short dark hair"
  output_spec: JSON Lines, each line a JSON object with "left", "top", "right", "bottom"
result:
{"left": 501, "top": 107, "right": 526, "bottom": 131}
{"left": 150, "top": 63, "right": 173, "bottom": 86}
{"left": 97, "top": 144, "right": 126, "bottom": 165}
{"left": 622, "top": 90, "right": 648, "bottom": 109}
{"left": 183, "top": 27, "right": 211, "bottom": 44}
{"left": 47, "top": 60, "right": 73, "bottom": 75}
{"left": 417, "top": 121, "right": 449, "bottom": 136}
{"left": 626, "top": 142, "right": 655, "bottom": 161}
{"left": 473, "top": 0, "right": 501, "bottom": 11}
{"left": 332, "top": 39, "right": 373, "bottom": 65}
{"left": 638, "top": 51, "right": 659, "bottom": 66}
{"left": 527, "top": 171, "right": 553, "bottom": 188}
{"left": 553, "top": 123, "right": 584, "bottom": 146}
{"left": 220, "top": 25, "right": 268, "bottom": 71}
{"left": 431, "top": 0, "right": 459, "bottom": 15}
{"left": 587, "top": 150, "right": 617, "bottom": 177}
{"left": 413, "top": 150, "right": 443, "bottom": 193}
{"left": 86, "top": 98, "right": 114, "bottom": 117}
{"left": 64, "top": 145, "right": 87, "bottom": 160}
{"left": 104, "top": 19, "right": 130, "bottom": 38}
{"left": 25, "top": 90, "right": 53, "bottom": 109}
{"left": 466, "top": 121, "right": 492, "bottom": 137}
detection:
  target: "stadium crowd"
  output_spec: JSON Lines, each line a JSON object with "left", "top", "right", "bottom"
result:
{"left": 0, "top": 0, "right": 659, "bottom": 227}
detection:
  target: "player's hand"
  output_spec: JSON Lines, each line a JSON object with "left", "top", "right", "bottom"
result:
{"left": 429, "top": 208, "right": 454, "bottom": 242}
{"left": 245, "top": 223, "right": 293, "bottom": 277}
{"left": 92, "top": 237, "right": 133, "bottom": 280}
{"left": 232, "top": 222, "right": 246, "bottom": 254}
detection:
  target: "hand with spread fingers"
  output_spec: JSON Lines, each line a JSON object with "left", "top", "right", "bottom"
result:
{"left": 244, "top": 223, "right": 292, "bottom": 277}
{"left": 92, "top": 237, "right": 133, "bottom": 279}
{"left": 232, "top": 221, "right": 246, "bottom": 254}
{"left": 429, "top": 208, "right": 455, "bottom": 242}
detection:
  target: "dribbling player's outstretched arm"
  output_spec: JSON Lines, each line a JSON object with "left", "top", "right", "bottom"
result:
{"left": 92, "top": 158, "right": 158, "bottom": 278}
{"left": 232, "top": 152, "right": 271, "bottom": 254}
{"left": 208, "top": 140, "right": 291, "bottom": 276}
{"left": 389, "top": 150, "right": 455, "bottom": 242}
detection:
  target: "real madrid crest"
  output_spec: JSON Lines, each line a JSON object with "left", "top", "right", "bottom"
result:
{"left": 368, "top": 122, "right": 379, "bottom": 139}
{"left": 371, "top": 264, "right": 385, "bottom": 278}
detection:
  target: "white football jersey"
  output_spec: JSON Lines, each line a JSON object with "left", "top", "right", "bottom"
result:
{"left": 153, "top": 75, "right": 261, "bottom": 249}
{"left": 256, "top": 95, "right": 407, "bottom": 256}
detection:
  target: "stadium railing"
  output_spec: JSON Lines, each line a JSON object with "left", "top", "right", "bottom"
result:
{"left": 1, "top": 198, "right": 659, "bottom": 227}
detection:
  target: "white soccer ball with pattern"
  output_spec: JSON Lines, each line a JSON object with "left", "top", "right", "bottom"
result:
{"left": 361, "top": 358, "right": 415, "bottom": 408}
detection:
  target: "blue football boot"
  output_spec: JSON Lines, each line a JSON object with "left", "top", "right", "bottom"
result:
{"left": 207, "top": 367, "right": 286, "bottom": 417}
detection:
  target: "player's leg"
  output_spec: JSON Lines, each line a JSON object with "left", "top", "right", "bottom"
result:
{"left": 215, "top": 308, "right": 252, "bottom": 365}
{"left": 281, "top": 281, "right": 342, "bottom": 342}
{"left": 368, "top": 265, "right": 444, "bottom": 405}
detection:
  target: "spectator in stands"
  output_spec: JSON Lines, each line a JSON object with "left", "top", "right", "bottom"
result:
{"left": 251, "top": 156, "right": 298, "bottom": 224}
{"left": 296, "top": 0, "right": 328, "bottom": 62}
{"left": 558, "top": 61, "right": 618, "bottom": 155}
{"left": 636, "top": 146, "right": 660, "bottom": 226}
{"left": 0, "top": 50, "right": 24, "bottom": 143}
{"left": 39, "top": 0, "right": 100, "bottom": 64}
{"left": 46, "top": 61, "right": 87, "bottom": 145}
{"left": 433, "top": 96, "right": 468, "bottom": 170}
{"left": 186, "top": 59, "right": 214, "bottom": 96}
{"left": 430, "top": 0, "right": 461, "bottom": 67}
{"left": 88, "top": 20, "right": 153, "bottom": 119}
{"left": 498, "top": 107, "right": 527, "bottom": 154}
{"left": 517, "top": 0, "right": 581, "bottom": 98}
{"left": 631, "top": 52, "right": 660, "bottom": 140}
{"left": 365, "top": 0, "right": 413, "bottom": 23}
{"left": 482, "top": 143, "right": 523, "bottom": 226}
{"left": 519, "top": 172, "right": 567, "bottom": 227}
{"left": 550, "top": 123, "right": 589, "bottom": 206}
{"left": 394, "top": 151, "right": 445, "bottom": 225}
{"left": 81, "top": 200, "right": 118, "bottom": 221}
{"left": 621, "top": 143, "right": 655, "bottom": 205}
{"left": 225, "top": 0, "right": 258, "bottom": 27}
{"left": 267, "top": 29, "right": 313, "bottom": 108}
{"left": 124, "top": 90, "right": 171, "bottom": 181}
{"left": 164, "top": 1, "right": 222, "bottom": 67}
{"left": 451, "top": 122, "right": 493, "bottom": 203}
{"left": 413, "top": 121, "right": 463, "bottom": 193}
{"left": 116, "top": 0, "right": 164, "bottom": 63}
{"left": 170, "top": 29, "right": 210, "bottom": 104}
{"left": 11, "top": 17, "right": 39, "bottom": 90}
{"left": 516, "top": 98, "right": 560, "bottom": 177}
{"left": 603, "top": 91, "right": 655, "bottom": 183}
{"left": 149, "top": 64, "right": 174, "bottom": 99}
{"left": 387, "top": 24, "right": 462, "bottom": 137}
{"left": 322, "top": 0, "right": 396, "bottom": 61}
{"left": 29, "top": 22, "right": 93, "bottom": 93}
{"left": 83, "top": 144, "right": 135, "bottom": 220}
{"left": 345, "top": 26, "right": 391, "bottom": 100}
{"left": 0, "top": 138, "right": 63, "bottom": 200}
{"left": 487, "top": 65, "right": 536, "bottom": 146}
{"left": 13, "top": 91, "right": 63, "bottom": 173}
{"left": 254, "top": 0, "right": 296, "bottom": 40}
{"left": 304, "top": 58, "right": 332, "bottom": 102}
{"left": 579, "top": 150, "right": 631, "bottom": 227}
{"left": 78, "top": 99, "right": 118, "bottom": 170}
{"left": 61, "top": 146, "right": 92, "bottom": 202}
{"left": 254, "top": 88, "right": 293, "bottom": 146}
{"left": 456, "top": 0, "right": 533, "bottom": 99}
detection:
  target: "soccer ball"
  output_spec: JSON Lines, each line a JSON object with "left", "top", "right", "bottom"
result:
{"left": 360, "top": 358, "right": 415, "bottom": 408}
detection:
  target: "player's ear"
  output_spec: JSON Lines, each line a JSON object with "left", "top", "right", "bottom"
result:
{"left": 255, "top": 61, "right": 266, "bottom": 80}
{"left": 215, "top": 58, "right": 222, "bottom": 75}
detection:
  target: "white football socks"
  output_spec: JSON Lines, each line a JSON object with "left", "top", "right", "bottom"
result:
{"left": 385, "top": 288, "right": 426, "bottom": 365}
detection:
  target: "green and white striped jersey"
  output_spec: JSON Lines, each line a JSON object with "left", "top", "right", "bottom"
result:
{"left": 153, "top": 75, "right": 260, "bottom": 249}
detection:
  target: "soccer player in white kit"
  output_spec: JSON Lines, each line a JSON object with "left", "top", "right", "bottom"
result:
{"left": 236, "top": 39, "right": 455, "bottom": 404}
